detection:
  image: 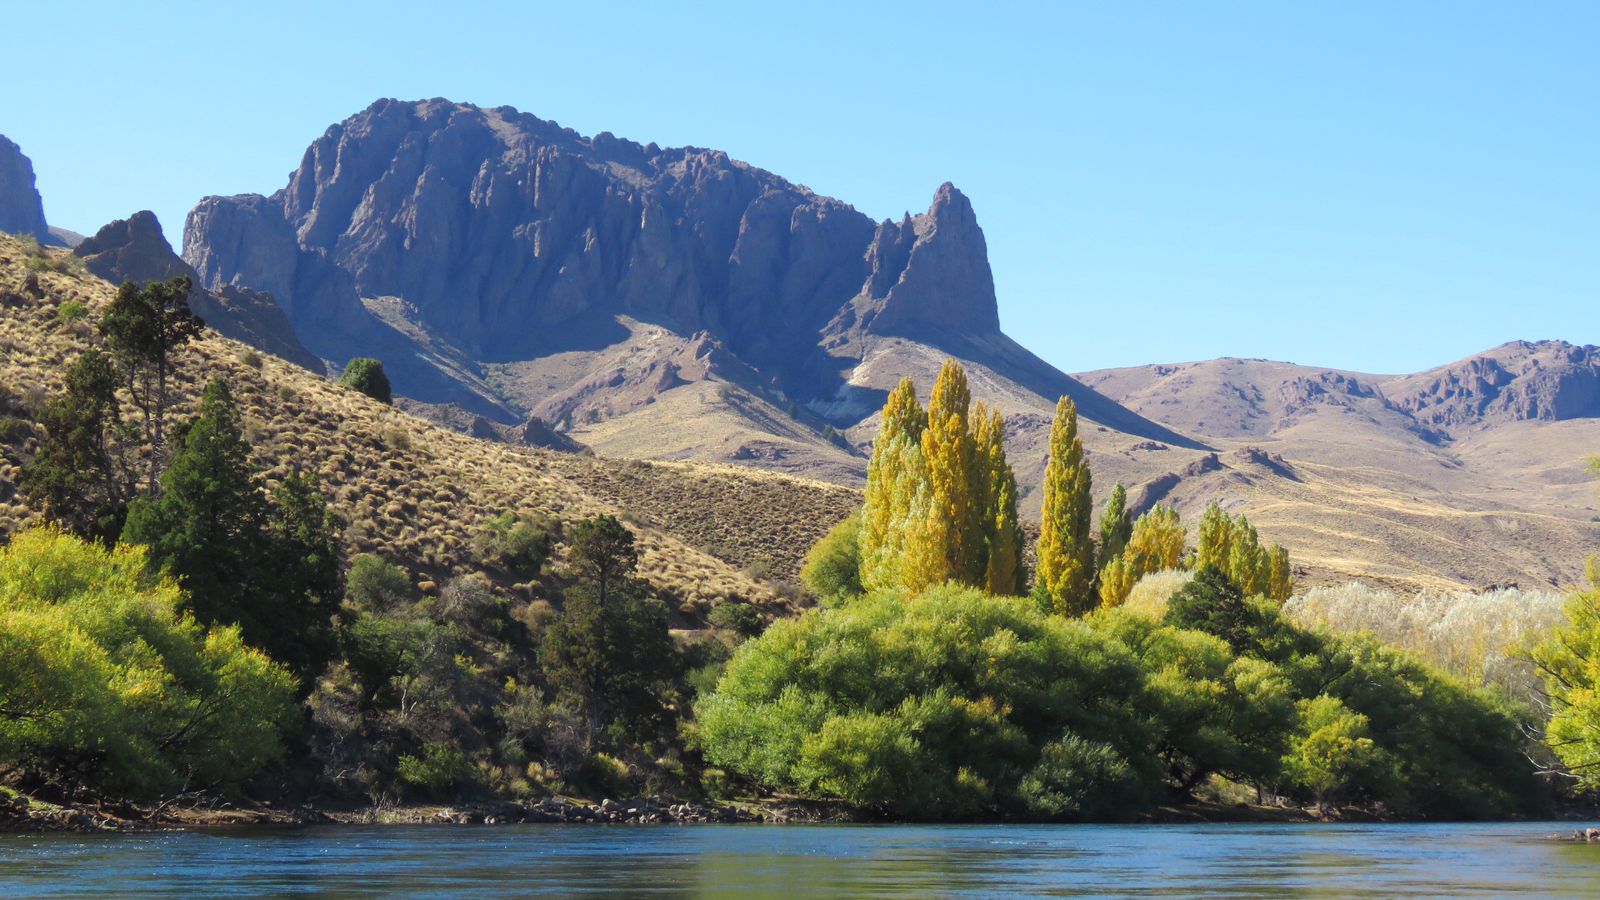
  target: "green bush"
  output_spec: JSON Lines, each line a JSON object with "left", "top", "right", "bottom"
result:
{"left": 708, "top": 599, "right": 762, "bottom": 636}
{"left": 339, "top": 357, "right": 392, "bottom": 404}
{"left": 56, "top": 299, "right": 88, "bottom": 322}
{"left": 697, "top": 580, "right": 1546, "bottom": 820}
{"left": 0, "top": 415, "right": 33, "bottom": 444}
{"left": 800, "top": 510, "right": 863, "bottom": 606}
{"left": 476, "top": 513, "right": 553, "bottom": 579}
{"left": 345, "top": 554, "right": 414, "bottom": 612}
{"left": 0, "top": 528, "right": 297, "bottom": 797}
{"left": 396, "top": 744, "right": 473, "bottom": 796}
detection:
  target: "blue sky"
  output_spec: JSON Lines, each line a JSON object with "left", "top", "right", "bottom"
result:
{"left": 5, "top": 1, "right": 1595, "bottom": 374}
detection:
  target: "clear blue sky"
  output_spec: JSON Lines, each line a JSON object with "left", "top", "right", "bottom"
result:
{"left": 5, "top": 1, "right": 1596, "bottom": 374}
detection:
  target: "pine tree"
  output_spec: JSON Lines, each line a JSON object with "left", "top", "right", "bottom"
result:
{"left": 98, "top": 276, "right": 203, "bottom": 493}
{"left": 859, "top": 378, "right": 926, "bottom": 592}
{"left": 1096, "top": 483, "right": 1132, "bottom": 573}
{"left": 916, "top": 360, "right": 981, "bottom": 588}
{"left": 1035, "top": 396, "right": 1095, "bottom": 615}
{"left": 1196, "top": 501, "right": 1232, "bottom": 571}
{"left": 974, "top": 403, "right": 1023, "bottom": 596}
{"left": 22, "top": 349, "right": 135, "bottom": 542}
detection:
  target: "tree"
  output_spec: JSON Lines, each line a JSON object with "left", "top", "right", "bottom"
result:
{"left": 1035, "top": 396, "right": 1095, "bottom": 615}
{"left": 477, "top": 512, "right": 554, "bottom": 580}
{"left": 1227, "top": 515, "right": 1267, "bottom": 596}
{"left": 859, "top": 378, "right": 927, "bottom": 592}
{"left": 123, "top": 379, "right": 338, "bottom": 685}
{"left": 1265, "top": 545, "right": 1294, "bottom": 603}
{"left": 910, "top": 360, "right": 981, "bottom": 591}
{"left": 98, "top": 276, "right": 203, "bottom": 492}
{"left": 802, "top": 510, "right": 864, "bottom": 605}
{"left": 540, "top": 516, "right": 674, "bottom": 746}
{"left": 1196, "top": 502, "right": 1232, "bottom": 572}
{"left": 1098, "top": 554, "right": 1138, "bottom": 608}
{"left": 1282, "top": 695, "right": 1393, "bottom": 812}
{"left": 1532, "top": 567, "right": 1600, "bottom": 791}
{"left": 1126, "top": 505, "right": 1186, "bottom": 572}
{"left": 974, "top": 403, "right": 1023, "bottom": 596}
{"left": 1097, "top": 483, "right": 1133, "bottom": 573}
{"left": 0, "top": 528, "right": 295, "bottom": 798}
{"left": 22, "top": 349, "right": 134, "bottom": 542}
{"left": 339, "top": 357, "right": 392, "bottom": 404}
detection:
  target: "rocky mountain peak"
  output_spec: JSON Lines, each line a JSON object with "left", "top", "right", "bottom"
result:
{"left": 0, "top": 135, "right": 56, "bottom": 245}
{"left": 853, "top": 182, "right": 1001, "bottom": 339}
{"left": 1382, "top": 339, "right": 1600, "bottom": 429}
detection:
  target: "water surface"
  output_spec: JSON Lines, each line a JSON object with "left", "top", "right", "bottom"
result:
{"left": 1, "top": 822, "right": 1595, "bottom": 897}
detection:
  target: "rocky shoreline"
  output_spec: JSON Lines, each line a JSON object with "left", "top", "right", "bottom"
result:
{"left": 0, "top": 791, "right": 859, "bottom": 834}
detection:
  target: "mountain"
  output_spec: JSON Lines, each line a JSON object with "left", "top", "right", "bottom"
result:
{"left": 0, "top": 135, "right": 60, "bottom": 246}
{"left": 1078, "top": 343, "right": 1600, "bottom": 591}
{"left": 168, "top": 98, "right": 1599, "bottom": 592}
{"left": 73, "top": 211, "right": 323, "bottom": 372}
{"left": 181, "top": 98, "right": 1196, "bottom": 480}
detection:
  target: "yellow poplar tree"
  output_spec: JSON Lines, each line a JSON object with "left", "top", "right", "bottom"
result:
{"left": 1098, "top": 554, "right": 1138, "bottom": 608}
{"left": 1195, "top": 501, "right": 1232, "bottom": 571}
{"left": 1126, "top": 505, "right": 1186, "bottom": 571}
{"left": 974, "top": 403, "right": 1023, "bottom": 596}
{"left": 1266, "top": 544, "right": 1294, "bottom": 603}
{"left": 859, "top": 378, "right": 926, "bottom": 592}
{"left": 1035, "top": 396, "right": 1095, "bottom": 615}
{"left": 913, "top": 360, "right": 981, "bottom": 589}
{"left": 1227, "top": 515, "right": 1267, "bottom": 596}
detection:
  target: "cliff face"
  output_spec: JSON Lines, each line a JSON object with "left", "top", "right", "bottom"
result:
{"left": 183, "top": 100, "right": 1008, "bottom": 386}
{"left": 0, "top": 135, "right": 56, "bottom": 244}
{"left": 1383, "top": 341, "right": 1600, "bottom": 430}
{"left": 182, "top": 98, "right": 1197, "bottom": 470}
{"left": 77, "top": 211, "right": 322, "bottom": 372}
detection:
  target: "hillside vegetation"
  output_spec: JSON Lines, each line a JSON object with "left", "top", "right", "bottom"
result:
{"left": 0, "top": 235, "right": 854, "bottom": 616}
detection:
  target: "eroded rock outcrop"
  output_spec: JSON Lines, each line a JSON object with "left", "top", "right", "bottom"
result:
{"left": 77, "top": 211, "right": 322, "bottom": 372}
{"left": 0, "top": 135, "right": 56, "bottom": 245}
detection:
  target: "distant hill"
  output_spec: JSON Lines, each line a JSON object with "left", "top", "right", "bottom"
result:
{"left": 1077, "top": 345, "right": 1600, "bottom": 591}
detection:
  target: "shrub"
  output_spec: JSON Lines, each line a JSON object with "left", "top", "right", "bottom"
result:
{"left": 345, "top": 555, "right": 414, "bottom": 612}
{"left": 800, "top": 510, "right": 863, "bottom": 606}
{"left": 1285, "top": 581, "right": 1567, "bottom": 703}
{"left": 238, "top": 348, "right": 263, "bottom": 369}
{"left": 396, "top": 744, "right": 473, "bottom": 796}
{"left": 339, "top": 357, "right": 392, "bottom": 404}
{"left": 56, "top": 299, "right": 88, "bottom": 322}
{"left": 476, "top": 513, "right": 554, "bottom": 579}
{"left": 0, "top": 415, "right": 32, "bottom": 445}
{"left": 1123, "top": 569, "right": 1192, "bottom": 617}
{"left": 708, "top": 599, "right": 763, "bottom": 637}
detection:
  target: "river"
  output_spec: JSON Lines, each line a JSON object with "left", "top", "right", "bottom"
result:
{"left": 1, "top": 821, "right": 1595, "bottom": 896}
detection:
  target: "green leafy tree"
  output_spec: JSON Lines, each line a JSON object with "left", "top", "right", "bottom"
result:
{"left": 0, "top": 528, "right": 295, "bottom": 798}
{"left": 859, "top": 378, "right": 926, "bottom": 592}
{"left": 1532, "top": 567, "right": 1600, "bottom": 791}
{"left": 540, "top": 516, "right": 675, "bottom": 746}
{"left": 1097, "top": 483, "right": 1133, "bottom": 573}
{"left": 339, "top": 357, "right": 392, "bottom": 404}
{"left": 98, "top": 276, "right": 203, "bottom": 492}
{"left": 1035, "top": 396, "right": 1095, "bottom": 615}
{"left": 1195, "top": 501, "right": 1232, "bottom": 572}
{"left": 477, "top": 512, "right": 554, "bottom": 579}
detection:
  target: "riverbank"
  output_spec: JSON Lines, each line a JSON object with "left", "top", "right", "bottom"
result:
{"left": 2, "top": 788, "right": 1586, "bottom": 834}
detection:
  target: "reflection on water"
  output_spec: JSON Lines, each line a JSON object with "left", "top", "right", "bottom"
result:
{"left": 0, "top": 822, "right": 1596, "bottom": 897}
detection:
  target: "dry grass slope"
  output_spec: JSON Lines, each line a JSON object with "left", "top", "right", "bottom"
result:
{"left": 0, "top": 235, "right": 859, "bottom": 621}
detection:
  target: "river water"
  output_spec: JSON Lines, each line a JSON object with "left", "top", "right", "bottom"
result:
{"left": 0, "top": 821, "right": 1595, "bottom": 896}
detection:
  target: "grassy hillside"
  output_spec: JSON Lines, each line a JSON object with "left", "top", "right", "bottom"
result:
{"left": 0, "top": 235, "right": 858, "bottom": 623}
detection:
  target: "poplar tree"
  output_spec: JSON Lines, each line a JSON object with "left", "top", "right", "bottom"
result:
{"left": 1126, "top": 505, "right": 1186, "bottom": 572}
{"left": 859, "top": 378, "right": 927, "bottom": 591}
{"left": 1096, "top": 483, "right": 1132, "bottom": 573}
{"left": 1265, "top": 544, "right": 1294, "bottom": 603}
{"left": 1227, "top": 515, "right": 1267, "bottom": 596}
{"left": 1035, "top": 396, "right": 1094, "bottom": 615}
{"left": 917, "top": 360, "right": 981, "bottom": 588}
{"left": 974, "top": 403, "right": 1023, "bottom": 596}
{"left": 1196, "top": 501, "right": 1232, "bottom": 571}
{"left": 1098, "top": 554, "right": 1138, "bottom": 608}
